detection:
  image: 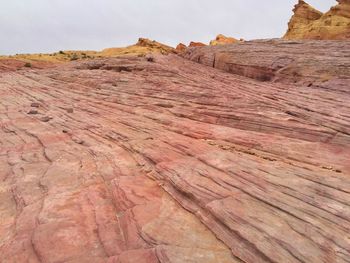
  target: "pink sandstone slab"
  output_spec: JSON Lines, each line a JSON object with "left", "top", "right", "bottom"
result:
{"left": 1, "top": 41, "right": 350, "bottom": 262}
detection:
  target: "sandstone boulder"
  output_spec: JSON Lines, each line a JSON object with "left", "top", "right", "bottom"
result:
{"left": 101, "top": 38, "right": 176, "bottom": 56}
{"left": 209, "top": 34, "right": 239, "bottom": 46}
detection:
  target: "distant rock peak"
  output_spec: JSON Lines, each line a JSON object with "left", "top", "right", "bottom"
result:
{"left": 189, "top": 41, "right": 206, "bottom": 47}
{"left": 337, "top": 0, "right": 350, "bottom": 4}
{"left": 292, "top": 0, "right": 323, "bottom": 21}
{"left": 176, "top": 43, "right": 187, "bottom": 52}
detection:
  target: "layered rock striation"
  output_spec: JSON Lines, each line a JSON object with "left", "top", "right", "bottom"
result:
{"left": 0, "top": 41, "right": 350, "bottom": 262}
{"left": 184, "top": 39, "right": 350, "bottom": 89}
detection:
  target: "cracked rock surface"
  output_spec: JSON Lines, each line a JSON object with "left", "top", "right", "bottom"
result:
{"left": 1, "top": 42, "right": 350, "bottom": 263}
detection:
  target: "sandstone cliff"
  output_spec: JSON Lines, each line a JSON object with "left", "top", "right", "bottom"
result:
{"left": 284, "top": 0, "right": 350, "bottom": 39}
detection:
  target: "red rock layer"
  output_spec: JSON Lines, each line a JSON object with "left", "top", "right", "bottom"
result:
{"left": 0, "top": 43, "right": 350, "bottom": 262}
{"left": 189, "top": 41, "right": 206, "bottom": 47}
{"left": 175, "top": 43, "right": 187, "bottom": 52}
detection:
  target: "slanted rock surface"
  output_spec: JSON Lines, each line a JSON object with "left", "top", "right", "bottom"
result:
{"left": 0, "top": 41, "right": 350, "bottom": 263}
{"left": 284, "top": 0, "right": 350, "bottom": 39}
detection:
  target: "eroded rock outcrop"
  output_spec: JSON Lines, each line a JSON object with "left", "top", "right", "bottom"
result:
{"left": 100, "top": 38, "right": 176, "bottom": 56}
{"left": 284, "top": 0, "right": 350, "bottom": 39}
{"left": 1, "top": 41, "right": 350, "bottom": 263}
{"left": 135, "top": 38, "right": 176, "bottom": 53}
{"left": 209, "top": 34, "right": 239, "bottom": 46}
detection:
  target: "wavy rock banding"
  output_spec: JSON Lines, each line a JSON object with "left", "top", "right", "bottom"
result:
{"left": 1, "top": 38, "right": 350, "bottom": 262}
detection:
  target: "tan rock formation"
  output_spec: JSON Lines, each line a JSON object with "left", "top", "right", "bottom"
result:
{"left": 0, "top": 38, "right": 176, "bottom": 63}
{"left": 209, "top": 34, "right": 239, "bottom": 46}
{"left": 135, "top": 38, "right": 175, "bottom": 53}
{"left": 284, "top": 0, "right": 350, "bottom": 39}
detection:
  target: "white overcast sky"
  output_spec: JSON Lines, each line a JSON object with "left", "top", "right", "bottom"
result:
{"left": 0, "top": 0, "right": 336, "bottom": 55}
